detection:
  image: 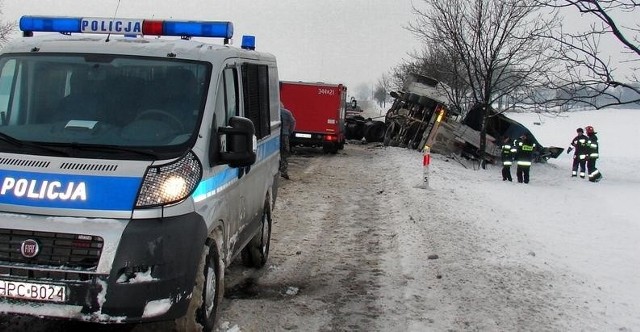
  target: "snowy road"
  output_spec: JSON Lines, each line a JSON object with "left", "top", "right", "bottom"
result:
{"left": 215, "top": 141, "right": 638, "bottom": 332}
{"left": 214, "top": 143, "right": 574, "bottom": 332}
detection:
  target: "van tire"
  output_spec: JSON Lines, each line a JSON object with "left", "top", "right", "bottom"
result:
{"left": 241, "top": 199, "right": 272, "bottom": 268}
{"left": 175, "top": 240, "right": 223, "bottom": 332}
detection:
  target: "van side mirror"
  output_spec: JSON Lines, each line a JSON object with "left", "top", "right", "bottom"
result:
{"left": 215, "top": 116, "right": 256, "bottom": 168}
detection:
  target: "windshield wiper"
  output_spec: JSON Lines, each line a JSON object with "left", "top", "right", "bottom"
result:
{"left": 66, "top": 143, "right": 160, "bottom": 159}
{"left": 0, "top": 132, "right": 24, "bottom": 147}
{"left": 0, "top": 133, "right": 160, "bottom": 159}
{"left": 0, "top": 132, "right": 69, "bottom": 156}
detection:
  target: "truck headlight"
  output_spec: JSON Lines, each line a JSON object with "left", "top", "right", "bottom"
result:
{"left": 136, "top": 151, "right": 202, "bottom": 208}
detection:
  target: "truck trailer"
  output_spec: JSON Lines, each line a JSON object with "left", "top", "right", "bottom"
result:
{"left": 280, "top": 81, "right": 347, "bottom": 154}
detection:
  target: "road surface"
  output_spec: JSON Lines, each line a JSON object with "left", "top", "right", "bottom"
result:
{"left": 0, "top": 142, "right": 573, "bottom": 331}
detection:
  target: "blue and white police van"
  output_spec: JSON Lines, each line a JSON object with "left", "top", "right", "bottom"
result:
{"left": 0, "top": 15, "right": 281, "bottom": 330}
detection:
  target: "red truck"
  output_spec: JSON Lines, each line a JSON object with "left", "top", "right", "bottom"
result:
{"left": 280, "top": 81, "right": 347, "bottom": 154}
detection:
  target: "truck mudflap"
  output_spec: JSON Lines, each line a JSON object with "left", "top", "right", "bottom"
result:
{"left": 99, "top": 212, "right": 208, "bottom": 322}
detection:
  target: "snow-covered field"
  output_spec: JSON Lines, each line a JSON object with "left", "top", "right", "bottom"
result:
{"left": 410, "top": 108, "right": 640, "bottom": 330}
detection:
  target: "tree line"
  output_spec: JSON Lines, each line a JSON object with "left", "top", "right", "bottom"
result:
{"left": 376, "top": 0, "right": 639, "bottom": 112}
{"left": 371, "top": 0, "right": 638, "bottom": 160}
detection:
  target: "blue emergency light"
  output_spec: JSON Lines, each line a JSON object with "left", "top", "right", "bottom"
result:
{"left": 241, "top": 35, "right": 255, "bottom": 50}
{"left": 19, "top": 16, "right": 234, "bottom": 39}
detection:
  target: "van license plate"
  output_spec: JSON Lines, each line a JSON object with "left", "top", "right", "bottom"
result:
{"left": 0, "top": 279, "right": 66, "bottom": 302}
{"left": 295, "top": 133, "right": 312, "bottom": 138}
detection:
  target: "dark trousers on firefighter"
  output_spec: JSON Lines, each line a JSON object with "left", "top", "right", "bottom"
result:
{"left": 502, "top": 162, "right": 513, "bottom": 181}
{"left": 587, "top": 157, "right": 601, "bottom": 182}
{"left": 516, "top": 163, "right": 530, "bottom": 184}
{"left": 572, "top": 154, "right": 587, "bottom": 178}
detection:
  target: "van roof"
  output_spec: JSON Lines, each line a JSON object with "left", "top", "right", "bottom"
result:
{"left": 2, "top": 34, "right": 276, "bottom": 63}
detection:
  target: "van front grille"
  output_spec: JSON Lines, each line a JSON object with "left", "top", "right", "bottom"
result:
{"left": 0, "top": 229, "right": 103, "bottom": 271}
{"left": 0, "top": 157, "right": 50, "bottom": 168}
{"left": 60, "top": 162, "right": 118, "bottom": 172}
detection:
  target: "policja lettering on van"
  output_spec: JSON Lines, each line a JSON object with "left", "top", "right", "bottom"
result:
{"left": 81, "top": 18, "right": 142, "bottom": 34}
{"left": 1, "top": 177, "right": 87, "bottom": 201}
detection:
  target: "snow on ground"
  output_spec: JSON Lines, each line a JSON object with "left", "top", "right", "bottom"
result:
{"left": 385, "top": 107, "right": 640, "bottom": 330}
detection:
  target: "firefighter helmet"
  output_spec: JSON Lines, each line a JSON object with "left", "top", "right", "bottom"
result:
{"left": 585, "top": 125, "right": 595, "bottom": 134}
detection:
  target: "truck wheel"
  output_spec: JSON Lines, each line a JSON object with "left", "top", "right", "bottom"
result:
{"left": 322, "top": 143, "right": 338, "bottom": 154}
{"left": 364, "top": 121, "right": 386, "bottom": 143}
{"left": 383, "top": 122, "right": 397, "bottom": 146}
{"left": 175, "top": 240, "right": 223, "bottom": 332}
{"left": 241, "top": 199, "right": 272, "bottom": 268}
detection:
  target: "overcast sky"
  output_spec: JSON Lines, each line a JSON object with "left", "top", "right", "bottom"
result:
{"left": 2, "top": 1, "right": 637, "bottom": 100}
{"left": 2, "top": 0, "right": 423, "bottom": 98}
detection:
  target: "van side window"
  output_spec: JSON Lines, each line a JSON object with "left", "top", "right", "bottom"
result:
{"left": 224, "top": 68, "right": 238, "bottom": 124}
{"left": 241, "top": 63, "right": 270, "bottom": 139}
{"left": 215, "top": 67, "right": 238, "bottom": 129}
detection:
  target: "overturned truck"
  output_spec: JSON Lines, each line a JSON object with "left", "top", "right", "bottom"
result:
{"left": 383, "top": 74, "right": 451, "bottom": 151}
{"left": 384, "top": 74, "right": 563, "bottom": 164}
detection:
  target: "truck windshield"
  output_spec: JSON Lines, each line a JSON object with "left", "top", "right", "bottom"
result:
{"left": 0, "top": 54, "right": 210, "bottom": 159}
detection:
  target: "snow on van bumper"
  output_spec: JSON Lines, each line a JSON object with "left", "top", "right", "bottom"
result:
{"left": 0, "top": 212, "right": 208, "bottom": 323}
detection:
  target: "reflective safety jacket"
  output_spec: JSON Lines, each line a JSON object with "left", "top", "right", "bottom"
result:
{"left": 501, "top": 142, "right": 517, "bottom": 166}
{"left": 587, "top": 133, "right": 599, "bottom": 159}
{"left": 516, "top": 139, "right": 537, "bottom": 166}
{"left": 571, "top": 133, "right": 589, "bottom": 159}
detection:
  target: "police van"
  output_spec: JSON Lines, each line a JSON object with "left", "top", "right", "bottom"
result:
{"left": 0, "top": 15, "right": 281, "bottom": 330}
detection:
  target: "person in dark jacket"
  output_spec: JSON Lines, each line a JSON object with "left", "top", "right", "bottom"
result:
{"left": 500, "top": 136, "right": 517, "bottom": 181}
{"left": 279, "top": 102, "right": 296, "bottom": 179}
{"left": 515, "top": 133, "right": 536, "bottom": 184}
{"left": 567, "top": 127, "right": 589, "bottom": 178}
{"left": 585, "top": 125, "right": 602, "bottom": 182}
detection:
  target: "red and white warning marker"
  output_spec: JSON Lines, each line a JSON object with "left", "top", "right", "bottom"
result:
{"left": 422, "top": 146, "right": 431, "bottom": 189}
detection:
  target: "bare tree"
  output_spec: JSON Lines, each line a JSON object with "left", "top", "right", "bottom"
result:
{"left": 0, "top": 2, "right": 16, "bottom": 46}
{"left": 408, "top": 0, "right": 557, "bottom": 159}
{"left": 373, "top": 74, "right": 391, "bottom": 108}
{"left": 391, "top": 45, "right": 485, "bottom": 117}
{"left": 409, "top": 44, "right": 472, "bottom": 116}
{"left": 538, "top": 0, "right": 640, "bottom": 109}
{"left": 389, "top": 60, "right": 416, "bottom": 91}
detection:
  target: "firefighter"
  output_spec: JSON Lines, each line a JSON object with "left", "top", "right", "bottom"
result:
{"left": 567, "top": 127, "right": 589, "bottom": 178}
{"left": 585, "top": 125, "right": 602, "bottom": 182}
{"left": 515, "top": 133, "right": 536, "bottom": 184}
{"left": 500, "top": 136, "right": 516, "bottom": 181}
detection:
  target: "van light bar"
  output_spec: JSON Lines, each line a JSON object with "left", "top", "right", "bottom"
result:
{"left": 241, "top": 35, "right": 255, "bottom": 50}
{"left": 19, "top": 16, "right": 234, "bottom": 39}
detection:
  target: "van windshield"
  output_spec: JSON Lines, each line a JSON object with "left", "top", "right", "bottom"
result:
{"left": 0, "top": 54, "right": 210, "bottom": 159}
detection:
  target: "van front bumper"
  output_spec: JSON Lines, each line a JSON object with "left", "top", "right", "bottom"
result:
{"left": 0, "top": 212, "right": 208, "bottom": 324}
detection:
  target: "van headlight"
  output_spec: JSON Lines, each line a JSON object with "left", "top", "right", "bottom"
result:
{"left": 136, "top": 151, "right": 202, "bottom": 208}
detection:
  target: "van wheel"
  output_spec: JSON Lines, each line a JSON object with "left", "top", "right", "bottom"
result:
{"left": 241, "top": 200, "right": 272, "bottom": 268}
{"left": 175, "top": 240, "right": 223, "bottom": 332}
